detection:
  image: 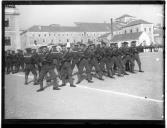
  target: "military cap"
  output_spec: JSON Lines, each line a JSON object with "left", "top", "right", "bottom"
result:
{"left": 80, "top": 43, "right": 86, "bottom": 46}
{"left": 131, "top": 41, "right": 136, "bottom": 44}
{"left": 123, "top": 42, "right": 128, "bottom": 44}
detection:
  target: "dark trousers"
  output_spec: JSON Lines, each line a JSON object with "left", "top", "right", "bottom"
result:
{"left": 122, "top": 55, "right": 135, "bottom": 72}
{"left": 90, "top": 58, "right": 103, "bottom": 79}
{"left": 60, "top": 61, "right": 73, "bottom": 85}
{"left": 132, "top": 53, "right": 142, "bottom": 71}
{"left": 99, "top": 57, "right": 107, "bottom": 73}
{"left": 24, "top": 64, "right": 37, "bottom": 84}
{"left": 71, "top": 59, "right": 79, "bottom": 72}
{"left": 38, "top": 64, "right": 58, "bottom": 89}
{"left": 77, "top": 58, "right": 92, "bottom": 82}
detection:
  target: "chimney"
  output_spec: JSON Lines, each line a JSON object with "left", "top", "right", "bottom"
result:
{"left": 110, "top": 18, "right": 113, "bottom": 36}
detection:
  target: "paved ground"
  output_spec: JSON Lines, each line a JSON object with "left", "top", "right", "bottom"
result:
{"left": 4, "top": 52, "right": 164, "bottom": 119}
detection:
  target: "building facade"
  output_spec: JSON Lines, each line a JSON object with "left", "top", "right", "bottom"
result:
{"left": 5, "top": 5, "right": 20, "bottom": 51}
{"left": 20, "top": 23, "right": 111, "bottom": 49}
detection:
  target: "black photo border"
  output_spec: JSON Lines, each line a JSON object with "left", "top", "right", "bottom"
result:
{"left": 1, "top": 0, "right": 165, "bottom": 127}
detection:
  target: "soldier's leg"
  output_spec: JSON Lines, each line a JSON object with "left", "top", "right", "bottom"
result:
{"left": 48, "top": 69, "right": 60, "bottom": 90}
{"left": 71, "top": 60, "right": 76, "bottom": 71}
{"left": 85, "top": 60, "right": 93, "bottom": 83}
{"left": 24, "top": 65, "right": 30, "bottom": 85}
{"left": 135, "top": 54, "right": 143, "bottom": 72}
{"left": 106, "top": 58, "right": 114, "bottom": 78}
{"left": 66, "top": 62, "right": 76, "bottom": 87}
{"left": 127, "top": 55, "right": 135, "bottom": 73}
{"left": 114, "top": 57, "right": 122, "bottom": 76}
{"left": 99, "top": 58, "right": 106, "bottom": 73}
{"left": 76, "top": 60, "right": 84, "bottom": 84}
{"left": 31, "top": 65, "right": 38, "bottom": 85}
{"left": 93, "top": 60, "right": 104, "bottom": 80}
{"left": 21, "top": 62, "right": 24, "bottom": 71}
{"left": 37, "top": 68, "right": 47, "bottom": 92}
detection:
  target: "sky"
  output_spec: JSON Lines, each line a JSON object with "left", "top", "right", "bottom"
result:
{"left": 16, "top": 5, "right": 164, "bottom": 30}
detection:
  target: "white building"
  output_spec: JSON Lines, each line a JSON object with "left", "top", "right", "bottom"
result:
{"left": 5, "top": 5, "right": 20, "bottom": 51}
{"left": 20, "top": 23, "right": 111, "bottom": 49}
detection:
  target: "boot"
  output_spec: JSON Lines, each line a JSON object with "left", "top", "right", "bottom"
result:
{"left": 124, "top": 72, "right": 129, "bottom": 75}
{"left": 88, "top": 80, "right": 93, "bottom": 83}
{"left": 76, "top": 80, "right": 81, "bottom": 84}
{"left": 37, "top": 82, "right": 44, "bottom": 92}
{"left": 24, "top": 75, "right": 28, "bottom": 85}
{"left": 69, "top": 77, "right": 76, "bottom": 87}
{"left": 139, "top": 65, "right": 144, "bottom": 72}
{"left": 53, "top": 79, "right": 61, "bottom": 90}
{"left": 33, "top": 75, "right": 38, "bottom": 85}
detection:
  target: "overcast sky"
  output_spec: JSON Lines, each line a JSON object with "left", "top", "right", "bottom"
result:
{"left": 16, "top": 5, "right": 164, "bottom": 30}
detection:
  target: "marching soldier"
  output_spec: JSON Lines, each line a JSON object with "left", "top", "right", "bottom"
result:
{"left": 59, "top": 45, "right": 76, "bottom": 87}
{"left": 97, "top": 41, "right": 107, "bottom": 75}
{"left": 88, "top": 42, "right": 104, "bottom": 80}
{"left": 130, "top": 41, "right": 144, "bottom": 72}
{"left": 37, "top": 46, "right": 60, "bottom": 92}
{"left": 110, "top": 43, "right": 123, "bottom": 77}
{"left": 121, "top": 42, "right": 135, "bottom": 73}
{"left": 24, "top": 48, "right": 38, "bottom": 85}
{"left": 76, "top": 43, "right": 93, "bottom": 84}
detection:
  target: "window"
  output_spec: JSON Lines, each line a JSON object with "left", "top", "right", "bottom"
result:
{"left": 39, "top": 34, "right": 40, "bottom": 37}
{"left": 5, "top": 19, "right": 9, "bottom": 27}
{"left": 125, "top": 30, "right": 127, "bottom": 34}
{"left": 136, "top": 28, "right": 139, "bottom": 32}
{"left": 5, "top": 37, "right": 11, "bottom": 46}
{"left": 44, "top": 34, "right": 46, "bottom": 37}
{"left": 130, "top": 29, "right": 132, "bottom": 33}
{"left": 49, "top": 34, "right": 51, "bottom": 36}
{"left": 144, "top": 28, "right": 146, "bottom": 32}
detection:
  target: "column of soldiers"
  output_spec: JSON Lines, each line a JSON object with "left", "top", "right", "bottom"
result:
{"left": 5, "top": 40, "right": 144, "bottom": 92}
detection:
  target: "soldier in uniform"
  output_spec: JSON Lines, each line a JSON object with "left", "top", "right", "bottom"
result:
{"left": 121, "top": 42, "right": 135, "bottom": 73}
{"left": 37, "top": 46, "right": 60, "bottom": 92}
{"left": 59, "top": 45, "right": 76, "bottom": 87}
{"left": 110, "top": 43, "right": 123, "bottom": 77}
{"left": 76, "top": 43, "right": 93, "bottom": 84}
{"left": 88, "top": 42, "right": 104, "bottom": 80}
{"left": 97, "top": 41, "right": 107, "bottom": 75}
{"left": 24, "top": 48, "right": 38, "bottom": 85}
{"left": 130, "top": 41, "right": 144, "bottom": 72}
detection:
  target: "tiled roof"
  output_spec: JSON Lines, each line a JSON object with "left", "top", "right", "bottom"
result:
{"left": 28, "top": 25, "right": 82, "bottom": 32}
{"left": 24, "top": 22, "right": 124, "bottom": 33}
{"left": 75, "top": 22, "right": 111, "bottom": 32}
{"left": 116, "top": 14, "right": 135, "bottom": 19}
{"left": 122, "top": 20, "right": 152, "bottom": 28}
{"left": 111, "top": 32, "right": 143, "bottom": 42}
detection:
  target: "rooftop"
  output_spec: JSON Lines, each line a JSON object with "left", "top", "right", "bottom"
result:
{"left": 22, "top": 22, "right": 124, "bottom": 33}
{"left": 116, "top": 14, "right": 135, "bottom": 20}
{"left": 111, "top": 32, "right": 143, "bottom": 42}
{"left": 122, "top": 19, "right": 152, "bottom": 28}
